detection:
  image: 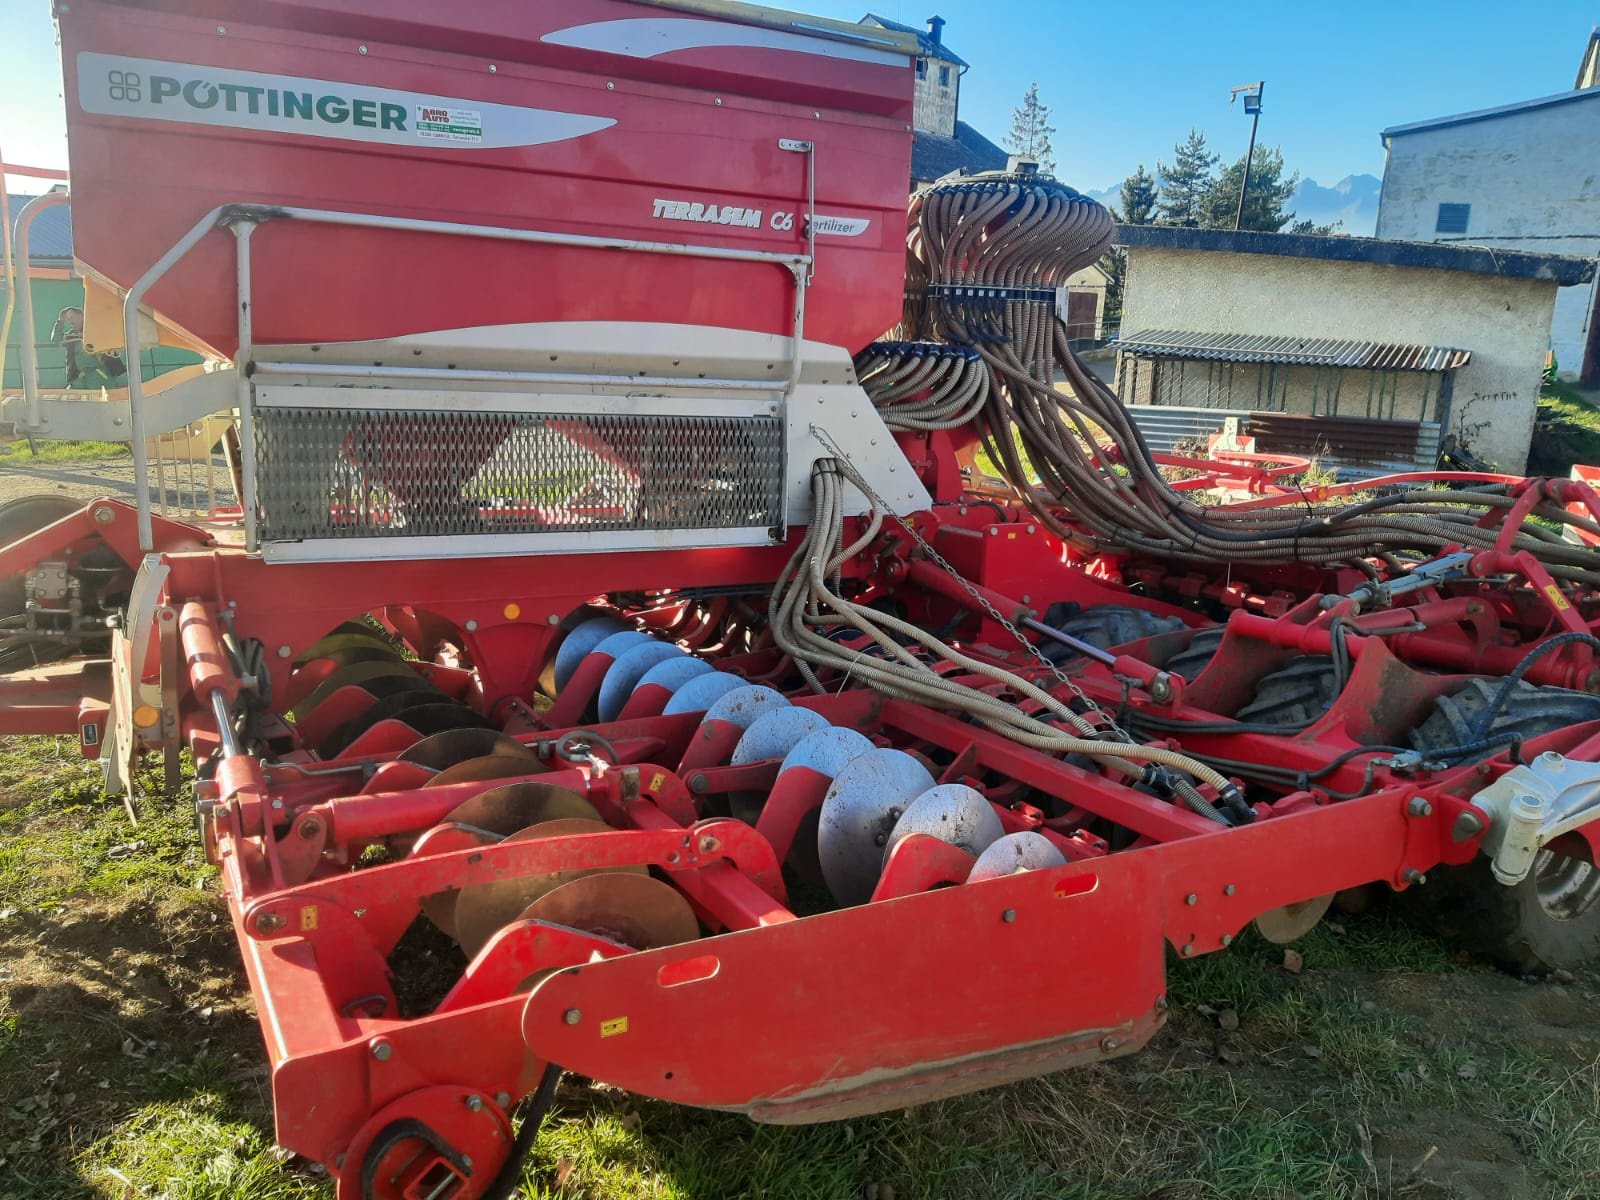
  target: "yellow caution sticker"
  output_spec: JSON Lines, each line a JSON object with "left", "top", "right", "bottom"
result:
{"left": 600, "top": 1016, "right": 629, "bottom": 1038}
{"left": 300, "top": 906, "right": 319, "bottom": 932}
{"left": 1543, "top": 583, "right": 1572, "bottom": 611}
{"left": 648, "top": 772, "right": 665, "bottom": 793}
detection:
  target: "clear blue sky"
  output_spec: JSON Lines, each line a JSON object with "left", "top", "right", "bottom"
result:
{"left": 3, "top": 0, "right": 1596, "bottom": 194}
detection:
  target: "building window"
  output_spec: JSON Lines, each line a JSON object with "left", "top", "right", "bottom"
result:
{"left": 1435, "top": 203, "right": 1471, "bottom": 235}
{"left": 916, "top": 58, "right": 927, "bottom": 79}
{"left": 939, "top": 65, "right": 950, "bottom": 87}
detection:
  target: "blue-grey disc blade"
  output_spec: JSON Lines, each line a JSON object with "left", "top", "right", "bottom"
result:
{"left": 553, "top": 616, "right": 628, "bottom": 691}
{"left": 731, "top": 707, "right": 830, "bottom": 766}
{"left": 703, "top": 684, "right": 790, "bottom": 730}
{"left": 591, "top": 630, "right": 653, "bottom": 661}
{"left": 634, "top": 656, "right": 714, "bottom": 699}
{"left": 884, "top": 783, "right": 1005, "bottom": 866}
{"left": 777, "top": 726, "right": 874, "bottom": 779}
{"left": 818, "top": 748, "right": 936, "bottom": 906}
{"left": 662, "top": 670, "right": 748, "bottom": 716}
{"left": 597, "top": 641, "right": 686, "bottom": 722}
{"left": 967, "top": 831, "right": 1068, "bottom": 883}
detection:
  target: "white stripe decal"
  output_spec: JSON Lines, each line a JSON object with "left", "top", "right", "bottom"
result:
{"left": 542, "top": 18, "right": 908, "bottom": 69}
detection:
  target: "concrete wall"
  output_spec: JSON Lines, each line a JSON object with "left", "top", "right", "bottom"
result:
{"left": 1120, "top": 245, "right": 1559, "bottom": 471}
{"left": 1377, "top": 96, "right": 1600, "bottom": 378}
{"left": 912, "top": 58, "right": 958, "bottom": 136}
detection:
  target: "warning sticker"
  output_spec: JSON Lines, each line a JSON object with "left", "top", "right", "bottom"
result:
{"left": 416, "top": 104, "right": 483, "bottom": 143}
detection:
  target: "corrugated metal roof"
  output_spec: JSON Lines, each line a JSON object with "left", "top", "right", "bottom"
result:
{"left": 5, "top": 194, "right": 73, "bottom": 264}
{"left": 1115, "top": 329, "right": 1471, "bottom": 372}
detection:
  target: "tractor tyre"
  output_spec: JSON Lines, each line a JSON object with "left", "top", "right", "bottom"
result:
{"left": 1160, "top": 626, "right": 1227, "bottom": 682}
{"left": 1039, "top": 604, "right": 1187, "bottom": 665}
{"left": 1234, "top": 656, "right": 1341, "bottom": 727}
{"left": 1404, "top": 679, "right": 1600, "bottom": 973}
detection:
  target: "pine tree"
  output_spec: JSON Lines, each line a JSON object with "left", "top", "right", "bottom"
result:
{"left": 1155, "top": 130, "right": 1219, "bottom": 227}
{"left": 1005, "top": 83, "right": 1056, "bottom": 175}
{"left": 1197, "top": 145, "right": 1298, "bottom": 232}
{"left": 1117, "top": 164, "right": 1159, "bottom": 226}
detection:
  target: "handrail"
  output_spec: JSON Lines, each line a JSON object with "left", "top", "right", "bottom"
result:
{"left": 13, "top": 191, "right": 69, "bottom": 434}
{"left": 124, "top": 202, "right": 815, "bottom": 552}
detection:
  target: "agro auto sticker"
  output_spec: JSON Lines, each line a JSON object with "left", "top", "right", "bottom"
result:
{"left": 77, "top": 53, "right": 614, "bottom": 150}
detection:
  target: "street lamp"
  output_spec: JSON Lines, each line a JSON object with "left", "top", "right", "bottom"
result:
{"left": 1229, "top": 81, "right": 1264, "bottom": 231}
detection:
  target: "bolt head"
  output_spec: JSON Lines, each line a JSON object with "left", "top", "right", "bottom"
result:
{"left": 563, "top": 1008, "right": 582, "bottom": 1025}
{"left": 495, "top": 1092, "right": 511, "bottom": 1108}
{"left": 1220, "top": 933, "right": 1233, "bottom": 947}
{"left": 1100, "top": 1037, "right": 1119, "bottom": 1052}
{"left": 1001, "top": 908, "right": 1016, "bottom": 923}
{"left": 465, "top": 619, "right": 478, "bottom": 632}
{"left": 1184, "top": 893, "right": 1198, "bottom": 906}
{"left": 276, "top": 644, "right": 291, "bottom": 659}
{"left": 370, "top": 1038, "right": 392, "bottom": 1061}
{"left": 93, "top": 506, "right": 115, "bottom": 524}
{"left": 1223, "top": 884, "right": 1237, "bottom": 896}
{"left": 1407, "top": 797, "right": 1433, "bottom": 818}
{"left": 298, "top": 819, "right": 321, "bottom": 840}
{"left": 464, "top": 1094, "right": 483, "bottom": 1111}
{"left": 1180, "top": 944, "right": 1195, "bottom": 957}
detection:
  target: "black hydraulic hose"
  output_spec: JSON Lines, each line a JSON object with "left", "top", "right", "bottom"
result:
{"left": 1469, "top": 632, "right": 1600, "bottom": 742}
{"left": 481, "top": 1063, "right": 563, "bottom": 1200}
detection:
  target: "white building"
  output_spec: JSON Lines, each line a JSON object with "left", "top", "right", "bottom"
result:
{"left": 1376, "top": 42, "right": 1600, "bottom": 384}
{"left": 1114, "top": 227, "right": 1593, "bottom": 474}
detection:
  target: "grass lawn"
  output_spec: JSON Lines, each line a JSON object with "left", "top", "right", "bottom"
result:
{"left": 3, "top": 735, "right": 1599, "bottom": 1199}
{"left": 1, "top": 440, "right": 131, "bottom": 466}
{"left": 1528, "top": 381, "right": 1600, "bottom": 478}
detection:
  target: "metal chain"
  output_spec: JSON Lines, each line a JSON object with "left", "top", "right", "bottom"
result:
{"left": 811, "top": 429, "right": 1133, "bottom": 740}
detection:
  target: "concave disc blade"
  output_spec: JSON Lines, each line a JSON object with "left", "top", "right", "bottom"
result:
{"left": 633, "top": 656, "right": 713, "bottom": 698}
{"left": 731, "top": 707, "right": 830, "bottom": 766}
{"left": 452, "top": 818, "right": 643, "bottom": 958}
{"left": 662, "top": 671, "right": 747, "bottom": 716}
{"left": 703, "top": 684, "right": 790, "bottom": 730}
{"left": 778, "top": 726, "right": 875, "bottom": 778}
{"left": 290, "top": 660, "right": 429, "bottom": 720}
{"left": 553, "top": 617, "right": 630, "bottom": 691}
{"left": 443, "top": 782, "right": 599, "bottom": 837}
{"left": 424, "top": 754, "right": 548, "bottom": 788}
{"left": 884, "top": 784, "right": 1005, "bottom": 864}
{"left": 967, "top": 831, "right": 1068, "bottom": 883}
{"left": 518, "top": 872, "right": 699, "bottom": 951}
{"left": 598, "top": 641, "right": 686, "bottom": 722}
{"left": 818, "top": 748, "right": 936, "bottom": 906}
{"left": 414, "top": 822, "right": 503, "bottom": 937}
{"left": 1253, "top": 893, "right": 1335, "bottom": 944}
{"left": 399, "top": 728, "right": 540, "bottom": 771}
{"left": 317, "top": 696, "right": 478, "bottom": 759}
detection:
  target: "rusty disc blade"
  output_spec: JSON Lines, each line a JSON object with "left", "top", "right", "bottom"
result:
{"left": 452, "top": 818, "right": 642, "bottom": 958}
{"left": 412, "top": 821, "right": 503, "bottom": 937}
{"left": 519, "top": 872, "right": 699, "bottom": 951}
{"left": 424, "top": 754, "right": 549, "bottom": 788}
{"left": 295, "top": 631, "right": 405, "bottom": 665}
{"left": 400, "top": 728, "right": 541, "bottom": 771}
{"left": 290, "top": 660, "right": 430, "bottom": 721}
{"left": 1253, "top": 893, "right": 1335, "bottom": 944}
{"left": 443, "top": 781, "right": 599, "bottom": 837}
{"left": 316, "top": 695, "right": 474, "bottom": 759}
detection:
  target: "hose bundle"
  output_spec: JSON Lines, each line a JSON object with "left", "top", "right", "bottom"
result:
{"left": 855, "top": 342, "right": 989, "bottom": 431}
{"left": 901, "top": 168, "right": 1600, "bottom": 583}
{"left": 770, "top": 454, "right": 1242, "bottom": 811}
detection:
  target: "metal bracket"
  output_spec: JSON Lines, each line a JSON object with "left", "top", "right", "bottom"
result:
{"left": 1471, "top": 752, "right": 1600, "bottom": 884}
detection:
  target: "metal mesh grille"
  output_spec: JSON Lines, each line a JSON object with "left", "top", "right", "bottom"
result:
{"left": 254, "top": 407, "right": 784, "bottom": 542}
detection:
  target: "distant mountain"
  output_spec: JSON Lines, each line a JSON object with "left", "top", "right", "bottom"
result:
{"left": 1289, "top": 174, "right": 1381, "bottom": 236}
{"left": 1081, "top": 174, "right": 1380, "bottom": 235}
